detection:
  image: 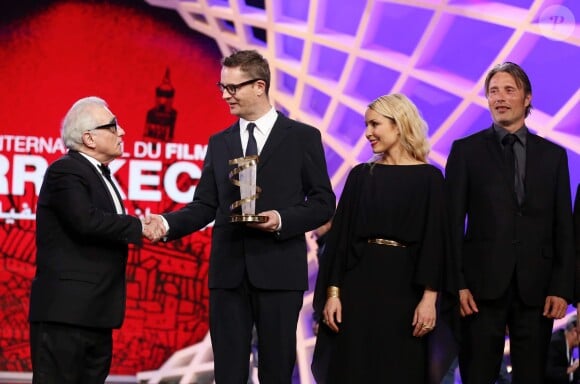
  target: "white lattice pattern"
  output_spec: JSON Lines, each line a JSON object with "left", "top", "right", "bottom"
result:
{"left": 139, "top": 0, "right": 580, "bottom": 383}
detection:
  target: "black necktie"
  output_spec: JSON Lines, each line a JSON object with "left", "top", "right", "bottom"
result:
{"left": 245, "top": 123, "right": 258, "bottom": 157}
{"left": 501, "top": 134, "right": 524, "bottom": 205}
{"left": 99, "top": 164, "right": 125, "bottom": 212}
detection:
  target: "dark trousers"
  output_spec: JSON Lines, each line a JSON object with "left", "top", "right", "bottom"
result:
{"left": 458, "top": 281, "right": 553, "bottom": 384}
{"left": 209, "top": 277, "right": 304, "bottom": 384}
{"left": 30, "top": 321, "right": 113, "bottom": 384}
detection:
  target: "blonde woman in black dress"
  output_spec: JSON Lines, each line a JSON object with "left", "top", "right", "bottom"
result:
{"left": 312, "top": 93, "right": 446, "bottom": 383}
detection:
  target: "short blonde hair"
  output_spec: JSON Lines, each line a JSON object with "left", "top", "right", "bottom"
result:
{"left": 368, "top": 93, "right": 430, "bottom": 162}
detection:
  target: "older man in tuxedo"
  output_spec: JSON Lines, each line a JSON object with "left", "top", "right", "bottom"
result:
{"left": 30, "top": 97, "right": 146, "bottom": 384}
{"left": 445, "top": 62, "right": 575, "bottom": 383}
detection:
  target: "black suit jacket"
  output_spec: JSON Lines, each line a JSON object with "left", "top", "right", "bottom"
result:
{"left": 545, "top": 329, "right": 576, "bottom": 384}
{"left": 446, "top": 127, "right": 574, "bottom": 306}
{"left": 164, "top": 112, "right": 335, "bottom": 290}
{"left": 29, "top": 150, "right": 142, "bottom": 328}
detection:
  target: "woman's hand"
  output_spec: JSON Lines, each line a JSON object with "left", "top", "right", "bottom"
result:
{"left": 412, "top": 289, "right": 437, "bottom": 337}
{"left": 322, "top": 297, "right": 342, "bottom": 333}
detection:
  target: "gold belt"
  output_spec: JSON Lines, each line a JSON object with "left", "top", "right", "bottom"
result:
{"left": 367, "top": 238, "right": 406, "bottom": 248}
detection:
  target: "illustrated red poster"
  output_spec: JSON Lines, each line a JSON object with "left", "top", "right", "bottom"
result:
{"left": 0, "top": 0, "right": 235, "bottom": 374}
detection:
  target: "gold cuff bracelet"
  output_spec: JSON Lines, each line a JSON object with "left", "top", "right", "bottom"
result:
{"left": 327, "top": 286, "right": 340, "bottom": 299}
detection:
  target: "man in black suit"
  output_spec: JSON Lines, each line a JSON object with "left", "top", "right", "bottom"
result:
{"left": 147, "top": 50, "right": 335, "bottom": 383}
{"left": 445, "top": 62, "right": 575, "bottom": 383}
{"left": 545, "top": 315, "right": 579, "bottom": 384}
{"left": 29, "top": 97, "right": 146, "bottom": 383}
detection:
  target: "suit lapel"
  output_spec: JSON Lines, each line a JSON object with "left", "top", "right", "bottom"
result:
{"left": 69, "top": 150, "right": 123, "bottom": 212}
{"left": 257, "top": 112, "right": 290, "bottom": 170}
{"left": 224, "top": 122, "right": 244, "bottom": 160}
{"left": 69, "top": 150, "right": 104, "bottom": 185}
{"left": 523, "top": 132, "right": 540, "bottom": 205}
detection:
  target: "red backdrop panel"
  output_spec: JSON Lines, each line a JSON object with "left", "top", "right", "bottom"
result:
{"left": 0, "top": 0, "right": 235, "bottom": 374}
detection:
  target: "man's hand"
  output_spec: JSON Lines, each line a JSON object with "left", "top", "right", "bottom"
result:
{"left": 142, "top": 214, "right": 167, "bottom": 242}
{"left": 543, "top": 296, "right": 567, "bottom": 319}
{"left": 459, "top": 289, "right": 479, "bottom": 317}
{"left": 246, "top": 210, "right": 279, "bottom": 232}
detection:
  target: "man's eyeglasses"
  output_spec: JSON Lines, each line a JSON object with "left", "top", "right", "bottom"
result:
{"left": 216, "top": 79, "right": 264, "bottom": 95}
{"left": 91, "top": 118, "right": 118, "bottom": 133}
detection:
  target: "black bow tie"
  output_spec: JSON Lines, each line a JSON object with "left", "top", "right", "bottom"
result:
{"left": 98, "top": 163, "right": 125, "bottom": 212}
{"left": 99, "top": 164, "right": 111, "bottom": 178}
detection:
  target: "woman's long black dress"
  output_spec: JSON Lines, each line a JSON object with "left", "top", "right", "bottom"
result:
{"left": 313, "top": 162, "right": 446, "bottom": 383}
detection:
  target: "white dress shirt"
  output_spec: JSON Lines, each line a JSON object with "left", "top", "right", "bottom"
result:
{"left": 239, "top": 106, "right": 277, "bottom": 155}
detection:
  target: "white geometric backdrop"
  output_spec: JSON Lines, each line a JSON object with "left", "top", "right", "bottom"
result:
{"left": 139, "top": 0, "right": 580, "bottom": 383}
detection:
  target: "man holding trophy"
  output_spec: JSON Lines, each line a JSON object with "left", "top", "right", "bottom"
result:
{"left": 147, "top": 50, "right": 335, "bottom": 384}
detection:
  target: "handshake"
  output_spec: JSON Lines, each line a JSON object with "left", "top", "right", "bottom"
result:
{"left": 140, "top": 214, "right": 167, "bottom": 242}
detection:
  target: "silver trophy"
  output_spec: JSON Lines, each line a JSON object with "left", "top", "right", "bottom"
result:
{"left": 229, "top": 155, "right": 267, "bottom": 223}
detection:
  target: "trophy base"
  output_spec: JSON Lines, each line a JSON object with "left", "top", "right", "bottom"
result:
{"left": 229, "top": 214, "right": 268, "bottom": 223}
